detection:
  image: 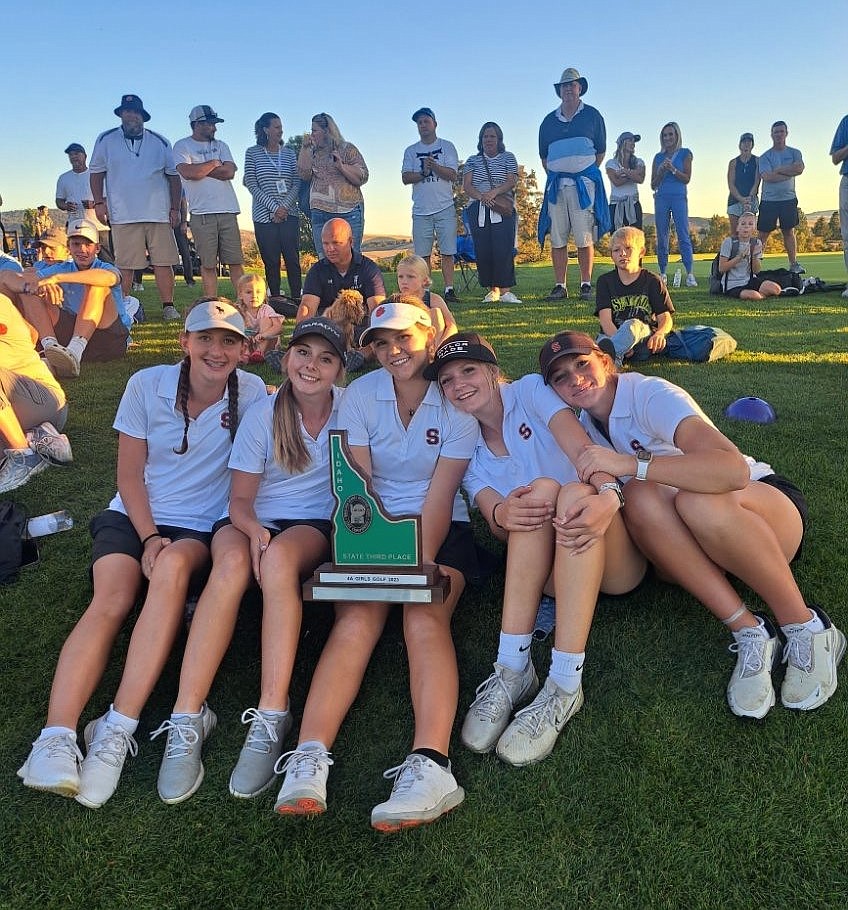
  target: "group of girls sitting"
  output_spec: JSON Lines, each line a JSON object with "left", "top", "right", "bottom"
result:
{"left": 17, "top": 289, "right": 842, "bottom": 833}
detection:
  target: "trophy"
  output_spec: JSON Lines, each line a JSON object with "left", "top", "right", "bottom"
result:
{"left": 303, "top": 431, "right": 451, "bottom": 604}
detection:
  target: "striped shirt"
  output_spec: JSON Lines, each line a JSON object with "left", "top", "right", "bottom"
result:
{"left": 243, "top": 145, "right": 300, "bottom": 224}
{"left": 465, "top": 151, "right": 518, "bottom": 193}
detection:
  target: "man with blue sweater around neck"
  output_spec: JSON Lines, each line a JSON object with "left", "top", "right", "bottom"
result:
{"left": 538, "top": 67, "right": 607, "bottom": 303}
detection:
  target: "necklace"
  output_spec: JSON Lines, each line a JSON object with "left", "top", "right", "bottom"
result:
{"left": 123, "top": 131, "right": 143, "bottom": 157}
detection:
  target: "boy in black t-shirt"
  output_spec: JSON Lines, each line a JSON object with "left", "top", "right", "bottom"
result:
{"left": 595, "top": 226, "right": 674, "bottom": 365}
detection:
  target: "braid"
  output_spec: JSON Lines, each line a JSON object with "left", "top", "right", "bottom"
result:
{"left": 173, "top": 356, "right": 191, "bottom": 455}
{"left": 227, "top": 369, "right": 239, "bottom": 442}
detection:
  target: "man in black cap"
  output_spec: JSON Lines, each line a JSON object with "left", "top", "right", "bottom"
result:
{"left": 89, "top": 94, "right": 182, "bottom": 320}
{"left": 173, "top": 105, "right": 244, "bottom": 297}
{"left": 402, "top": 108, "right": 460, "bottom": 303}
{"left": 55, "top": 143, "right": 111, "bottom": 256}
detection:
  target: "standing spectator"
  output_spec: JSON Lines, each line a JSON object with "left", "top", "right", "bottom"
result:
{"left": 538, "top": 68, "right": 609, "bottom": 302}
{"left": 829, "top": 113, "right": 848, "bottom": 298}
{"left": 726, "top": 132, "right": 760, "bottom": 237}
{"left": 298, "top": 113, "right": 368, "bottom": 259}
{"left": 606, "top": 132, "right": 645, "bottom": 230}
{"left": 33, "top": 206, "right": 54, "bottom": 239}
{"left": 174, "top": 105, "right": 244, "bottom": 297}
{"left": 244, "top": 112, "right": 302, "bottom": 301}
{"left": 89, "top": 94, "right": 182, "bottom": 320}
{"left": 56, "top": 143, "right": 111, "bottom": 254}
{"left": 462, "top": 122, "right": 520, "bottom": 304}
{"left": 402, "top": 107, "right": 460, "bottom": 303}
{"left": 650, "top": 122, "right": 697, "bottom": 286}
{"left": 757, "top": 121, "right": 805, "bottom": 274}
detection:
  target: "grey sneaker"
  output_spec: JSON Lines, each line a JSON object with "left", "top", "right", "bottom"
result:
{"left": 461, "top": 661, "right": 539, "bottom": 754}
{"left": 152, "top": 704, "right": 217, "bottom": 805}
{"left": 545, "top": 285, "right": 567, "bottom": 301}
{"left": 76, "top": 715, "right": 139, "bottom": 809}
{"left": 788, "top": 262, "right": 805, "bottom": 274}
{"left": 229, "top": 707, "right": 292, "bottom": 799}
{"left": 43, "top": 344, "right": 80, "bottom": 378}
{"left": 162, "top": 304, "right": 181, "bottom": 321}
{"left": 0, "top": 448, "right": 48, "bottom": 494}
{"left": 495, "top": 676, "right": 584, "bottom": 767}
{"left": 27, "top": 422, "right": 73, "bottom": 465}
{"left": 727, "top": 617, "right": 777, "bottom": 719}
{"left": 371, "top": 755, "right": 465, "bottom": 833}
{"left": 274, "top": 744, "right": 334, "bottom": 816}
{"left": 17, "top": 732, "right": 83, "bottom": 797}
{"left": 781, "top": 606, "right": 846, "bottom": 710}
{"left": 579, "top": 282, "right": 593, "bottom": 300}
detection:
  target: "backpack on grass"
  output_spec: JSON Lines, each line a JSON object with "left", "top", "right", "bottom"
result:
{"left": 709, "top": 240, "right": 739, "bottom": 295}
{"left": 0, "top": 501, "right": 38, "bottom": 585}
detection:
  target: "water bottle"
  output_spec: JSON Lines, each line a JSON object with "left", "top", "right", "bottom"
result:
{"left": 672, "top": 268, "right": 682, "bottom": 288}
{"left": 26, "top": 510, "right": 74, "bottom": 538}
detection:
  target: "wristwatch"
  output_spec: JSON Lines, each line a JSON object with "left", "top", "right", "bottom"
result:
{"left": 598, "top": 481, "right": 625, "bottom": 509}
{"left": 634, "top": 449, "right": 653, "bottom": 481}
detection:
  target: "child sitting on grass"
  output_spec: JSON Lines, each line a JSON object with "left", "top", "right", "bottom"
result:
{"left": 235, "top": 274, "right": 285, "bottom": 364}
{"left": 595, "top": 226, "right": 674, "bottom": 367}
{"left": 717, "top": 212, "right": 784, "bottom": 301}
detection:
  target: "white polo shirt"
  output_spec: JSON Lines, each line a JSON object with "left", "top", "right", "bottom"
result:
{"left": 228, "top": 386, "right": 343, "bottom": 523}
{"left": 108, "top": 363, "right": 267, "bottom": 529}
{"left": 339, "top": 368, "right": 477, "bottom": 521}
{"left": 463, "top": 374, "right": 579, "bottom": 503}
{"left": 89, "top": 127, "right": 178, "bottom": 224}
{"left": 55, "top": 168, "right": 109, "bottom": 231}
{"left": 173, "top": 136, "right": 240, "bottom": 215}
{"left": 578, "top": 372, "right": 772, "bottom": 482}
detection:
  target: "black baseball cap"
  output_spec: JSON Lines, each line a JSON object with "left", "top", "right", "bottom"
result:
{"left": 424, "top": 332, "right": 498, "bottom": 380}
{"left": 288, "top": 317, "right": 347, "bottom": 360}
{"left": 539, "top": 331, "right": 604, "bottom": 383}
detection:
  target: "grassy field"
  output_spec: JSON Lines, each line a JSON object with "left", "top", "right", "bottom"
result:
{"left": 2, "top": 252, "right": 847, "bottom": 910}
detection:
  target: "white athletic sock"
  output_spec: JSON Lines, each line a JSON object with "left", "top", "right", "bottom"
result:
{"left": 783, "top": 608, "right": 825, "bottom": 635}
{"left": 40, "top": 725, "right": 76, "bottom": 740}
{"left": 106, "top": 705, "right": 139, "bottom": 735}
{"left": 549, "top": 648, "right": 585, "bottom": 692}
{"left": 41, "top": 336, "right": 59, "bottom": 348}
{"left": 257, "top": 706, "right": 289, "bottom": 719}
{"left": 67, "top": 335, "right": 88, "bottom": 361}
{"left": 298, "top": 740, "right": 329, "bottom": 752}
{"left": 732, "top": 617, "right": 770, "bottom": 641}
{"left": 497, "top": 631, "right": 533, "bottom": 672}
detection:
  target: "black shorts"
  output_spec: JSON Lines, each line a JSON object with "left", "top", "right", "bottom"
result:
{"left": 757, "top": 473, "right": 808, "bottom": 561}
{"left": 757, "top": 199, "right": 799, "bottom": 233}
{"left": 434, "top": 521, "right": 481, "bottom": 584}
{"left": 211, "top": 516, "right": 332, "bottom": 542}
{"left": 56, "top": 309, "right": 129, "bottom": 362}
{"left": 725, "top": 275, "right": 766, "bottom": 298}
{"left": 89, "top": 509, "right": 212, "bottom": 565}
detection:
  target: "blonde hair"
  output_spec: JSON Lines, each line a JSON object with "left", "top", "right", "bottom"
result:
{"left": 271, "top": 352, "right": 344, "bottom": 474}
{"left": 236, "top": 274, "right": 267, "bottom": 307}
{"left": 659, "top": 122, "right": 682, "bottom": 154}
{"left": 610, "top": 226, "right": 646, "bottom": 251}
{"left": 396, "top": 255, "right": 431, "bottom": 289}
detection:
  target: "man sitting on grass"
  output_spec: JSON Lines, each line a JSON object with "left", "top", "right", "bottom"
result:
{"left": 19, "top": 219, "right": 131, "bottom": 377}
{"left": 595, "top": 226, "right": 673, "bottom": 366}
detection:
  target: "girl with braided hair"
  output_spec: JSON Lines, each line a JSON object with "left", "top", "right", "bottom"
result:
{"left": 18, "top": 299, "right": 267, "bottom": 808}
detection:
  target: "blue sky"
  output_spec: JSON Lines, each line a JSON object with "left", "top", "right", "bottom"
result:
{"left": 2, "top": 0, "right": 845, "bottom": 235}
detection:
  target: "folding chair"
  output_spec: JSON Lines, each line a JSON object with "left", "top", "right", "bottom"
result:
{"left": 454, "top": 207, "right": 479, "bottom": 293}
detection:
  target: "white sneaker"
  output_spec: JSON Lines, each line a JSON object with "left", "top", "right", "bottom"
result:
{"left": 17, "top": 732, "right": 83, "bottom": 797}
{"left": 781, "top": 607, "right": 847, "bottom": 710}
{"left": 75, "top": 715, "right": 139, "bottom": 808}
{"left": 152, "top": 704, "right": 217, "bottom": 805}
{"left": 0, "top": 448, "right": 48, "bottom": 494}
{"left": 495, "top": 676, "right": 583, "bottom": 767}
{"left": 229, "top": 707, "right": 292, "bottom": 798}
{"left": 370, "top": 754, "right": 465, "bottom": 833}
{"left": 685, "top": 273, "right": 698, "bottom": 287}
{"left": 461, "top": 661, "right": 539, "bottom": 754}
{"left": 26, "top": 422, "right": 73, "bottom": 465}
{"left": 273, "top": 744, "right": 334, "bottom": 815}
{"left": 841, "top": 288, "right": 848, "bottom": 299}
{"left": 727, "top": 619, "right": 777, "bottom": 719}
{"left": 499, "top": 291, "right": 522, "bottom": 304}
{"left": 483, "top": 290, "right": 500, "bottom": 303}
{"left": 43, "top": 344, "right": 80, "bottom": 378}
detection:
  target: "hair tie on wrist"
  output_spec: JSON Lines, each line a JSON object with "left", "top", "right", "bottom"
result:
{"left": 141, "top": 532, "right": 162, "bottom": 546}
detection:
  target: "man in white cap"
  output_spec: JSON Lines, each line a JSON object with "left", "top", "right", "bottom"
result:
{"left": 538, "top": 67, "right": 608, "bottom": 302}
{"left": 55, "top": 143, "right": 111, "bottom": 255}
{"left": 18, "top": 218, "right": 131, "bottom": 377}
{"left": 89, "top": 94, "right": 182, "bottom": 320}
{"left": 173, "top": 105, "right": 244, "bottom": 297}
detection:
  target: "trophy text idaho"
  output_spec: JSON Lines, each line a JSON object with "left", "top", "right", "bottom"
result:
{"left": 303, "top": 431, "right": 450, "bottom": 603}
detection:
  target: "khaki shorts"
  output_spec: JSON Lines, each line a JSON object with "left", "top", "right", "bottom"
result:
{"left": 548, "top": 181, "right": 596, "bottom": 248}
{"left": 112, "top": 222, "right": 179, "bottom": 269}
{"left": 190, "top": 212, "right": 244, "bottom": 266}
